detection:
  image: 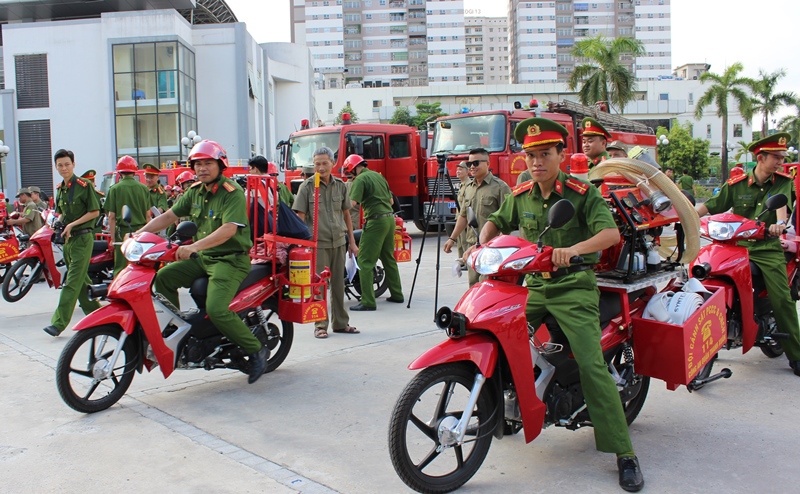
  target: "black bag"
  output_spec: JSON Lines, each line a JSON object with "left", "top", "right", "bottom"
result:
{"left": 253, "top": 200, "right": 311, "bottom": 240}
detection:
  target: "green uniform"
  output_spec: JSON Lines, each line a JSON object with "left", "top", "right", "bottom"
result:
{"left": 677, "top": 174, "right": 694, "bottom": 191}
{"left": 148, "top": 184, "right": 169, "bottom": 213}
{"left": 516, "top": 169, "right": 532, "bottom": 185}
{"left": 348, "top": 169, "right": 403, "bottom": 308}
{"left": 154, "top": 176, "right": 261, "bottom": 354}
{"left": 703, "top": 170, "right": 800, "bottom": 361}
{"left": 590, "top": 151, "right": 609, "bottom": 167}
{"left": 51, "top": 175, "right": 103, "bottom": 332}
{"left": 104, "top": 175, "right": 151, "bottom": 276}
{"left": 20, "top": 200, "right": 44, "bottom": 236}
{"left": 35, "top": 200, "right": 48, "bottom": 211}
{"left": 294, "top": 175, "right": 351, "bottom": 331}
{"left": 488, "top": 170, "right": 633, "bottom": 455}
{"left": 278, "top": 182, "right": 295, "bottom": 208}
{"left": 459, "top": 172, "right": 512, "bottom": 285}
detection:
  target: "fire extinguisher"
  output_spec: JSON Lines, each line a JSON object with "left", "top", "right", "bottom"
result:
{"left": 288, "top": 247, "right": 313, "bottom": 301}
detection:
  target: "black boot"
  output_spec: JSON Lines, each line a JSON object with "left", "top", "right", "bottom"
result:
{"left": 247, "top": 346, "right": 268, "bottom": 384}
{"left": 790, "top": 360, "right": 800, "bottom": 377}
{"left": 617, "top": 456, "right": 644, "bottom": 492}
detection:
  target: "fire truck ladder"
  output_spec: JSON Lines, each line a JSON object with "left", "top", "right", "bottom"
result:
{"left": 546, "top": 100, "right": 654, "bottom": 135}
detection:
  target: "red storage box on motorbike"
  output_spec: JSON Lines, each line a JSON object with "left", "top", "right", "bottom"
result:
{"left": 277, "top": 247, "right": 329, "bottom": 324}
{"left": 393, "top": 216, "right": 412, "bottom": 262}
{"left": 632, "top": 286, "right": 726, "bottom": 390}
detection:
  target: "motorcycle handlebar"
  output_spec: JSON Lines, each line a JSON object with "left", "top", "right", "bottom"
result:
{"left": 569, "top": 255, "right": 584, "bottom": 265}
{"left": 190, "top": 252, "right": 199, "bottom": 259}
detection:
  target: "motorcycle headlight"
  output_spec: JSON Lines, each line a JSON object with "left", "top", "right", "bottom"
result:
{"left": 473, "top": 247, "right": 518, "bottom": 275}
{"left": 121, "top": 238, "right": 156, "bottom": 262}
{"left": 707, "top": 221, "right": 742, "bottom": 241}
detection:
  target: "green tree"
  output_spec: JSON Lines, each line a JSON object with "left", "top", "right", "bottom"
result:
{"left": 412, "top": 102, "right": 447, "bottom": 129}
{"left": 694, "top": 62, "right": 754, "bottom": 179}
{"left": 747, "top": 68, "right": 795, "bottom": 137}
{"left": 334, "top": 105, "right": 359, "bottom": 124}
{"left": 567, "top": 35, "right": 644, "bottom": 114}
{"left": 389, "top": 106, "right": 415, "bottom": 126}
{"left": 733, "top": 140, "right": 751, "bottom": 162}
{"left": 778, "top": 97, "right": 800, "bottom": 151}
{"left": 655, "top": 122, "right": 711, "bottom": 178}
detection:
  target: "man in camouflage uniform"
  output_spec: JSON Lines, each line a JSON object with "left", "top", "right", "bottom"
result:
{"left": 696, "top": 132, "right": 800, "bottom": 377}
{"left": 480, "top": 118, "right": 644, "bottom": 492}
{"left": 44, "top": 150, "right": 103, "bottom": 337}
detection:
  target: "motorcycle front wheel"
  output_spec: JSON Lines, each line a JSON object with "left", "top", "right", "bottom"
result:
{"left": 388, "top": 363, "right": 494, "bottom": 494}
{"left": 56, "top": 325, "right": 139, "bottom": 413}
{"left": 1, "top": 257, "right": 41, "bottom": 302}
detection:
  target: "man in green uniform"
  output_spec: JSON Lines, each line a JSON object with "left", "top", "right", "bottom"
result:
{"left": 342, "top": 154, "right": 403, "bottom": 311}
{"left": 480, "top": 118, "right": 644, "bottom": 492}
{"left": 143, "top": 164, "right": 168, "bottom": 213}
{"left": 82, "top": 169, "right": 105, "bottom": 234}
{"left": 44, "top": 149, "right": 103, "bottom": 337}
{"left": 444, "top": 148, "right": 512, "bottom": 286}
{"left": 135, "top": 140, "right": 268, "bottom": 384}
{"left": 677, "top": 169, "right": 696, "bottom": 195}
{"left": 293, "top": 147, "right": 358, "bottom": 338}
{"left": 7, "top": 188, "right": 43, "bottom": 236}
{"left": 581, "top": 117, "right": 612, "bottom": 166}
{"left": 696, "top": 132, "right": 800, "bottom": 377}
{"left": 28, "top": 186, "right": 49, "bottom": 211}
{"left": 247, "top": 155, "right": 294, "bottom": 206}
{"left": 105, "top": 155, "right": 151, "bottom": 276}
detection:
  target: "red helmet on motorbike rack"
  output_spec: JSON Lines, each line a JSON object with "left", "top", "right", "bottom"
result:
{"left": 177, "top": 171, "right": 196, "bottom": 186}
{"left": 267, "top": 162, "right": 279, "bottom": 176}
{"left": 116, "top": 155, "right": 138, "bottom": 173}
{"left": 342, "top": 154, "right": 367, "bottom": 175}
{"left": 188, "top": 140, "right": 229, "bottom": 170}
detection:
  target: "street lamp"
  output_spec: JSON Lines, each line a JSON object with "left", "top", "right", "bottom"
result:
{"left": 657, "top": 134, "right": 669, "bottom": 146}
{"left": 181, "top": 131, "right": 202, "bottom": 158}
{"left": 789, "top": 146, "right": 799, "bottom": 163}
{"left": 0, "top": 140, "right": 10, "bottom": 192}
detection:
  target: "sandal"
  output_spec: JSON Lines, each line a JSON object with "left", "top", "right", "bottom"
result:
{"left": 332, "top": 325, "right": 360, "bottom": 334}
{"left": 314, "top": 328, "right": 328, "bottom": 339}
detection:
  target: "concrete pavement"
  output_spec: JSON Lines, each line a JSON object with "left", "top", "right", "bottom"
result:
{"left": 1, "top": 227, "right": 799, "bottom": 493}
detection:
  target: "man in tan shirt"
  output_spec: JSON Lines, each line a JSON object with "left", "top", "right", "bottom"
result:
{"left": 443, "top": 148, "right": 512, "bottom": 285}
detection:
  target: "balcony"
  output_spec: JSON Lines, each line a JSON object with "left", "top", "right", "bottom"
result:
{"left": 344, "top": 25, "right": 361, "bottom": 35}
{"left": 390, "top": 26, "right": 408, "bottom": 34}
{"left": 391, "top": 52, "right": 409, "bottom": 61}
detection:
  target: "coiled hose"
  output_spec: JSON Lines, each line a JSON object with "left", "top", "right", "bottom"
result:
{"left": 589, "top": 158, "right": 700, "bottom": 264}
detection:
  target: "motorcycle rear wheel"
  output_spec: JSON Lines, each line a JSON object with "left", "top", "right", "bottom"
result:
{"left": 611, "top": 345, "right": 650, "bottom": 425}
{"left": 388, "top": 363, "right": 494, "bottom": 494}
{"left": 351, "top": 261, "right": 388, "bottom": 299}
{"left": 1, "top": 257, "right": 40, "bottom": 302}
{"left": 56, "top": 325, "right": 139, "bottom": 413}
{"left": 261, "top": 298, "right": 294, "bottom": 373}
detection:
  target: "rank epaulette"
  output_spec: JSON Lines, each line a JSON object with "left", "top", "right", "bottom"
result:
{"left": 75, "top": 178, "right": 88, "bottom": 188}
{"left": 512, "top": 180, "right": 534, "bottom": 196}
{"left": 222, "top": 181, "right": 236, "bottom": 193}
{"left": 190, "top": 181, "right": 203, "bottom": 188}
{"left": 727, "top": 174, "right": 748, "bottom": 186}
{"left": 565, "top": 177, "right": 589, "bottom": 195}
{"left": 774, "top": 170, "right": 792, "bottom": 180}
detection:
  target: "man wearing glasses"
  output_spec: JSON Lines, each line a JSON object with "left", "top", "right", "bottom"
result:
{"left": 443, "top": 148, "right": 512, "bottom": 286}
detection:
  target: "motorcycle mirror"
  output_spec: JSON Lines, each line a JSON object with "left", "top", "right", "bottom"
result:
{"left": 121, "top": 205, "right": 132, "bottom": 226}
{"left": 765, "top": 193, "right": 788, "bottom": 211}
{"left": 175, "top": 221, "right": 198, "bottom": 240}
{"left": 547, "top": 199, "right": 575, "bottom": 229}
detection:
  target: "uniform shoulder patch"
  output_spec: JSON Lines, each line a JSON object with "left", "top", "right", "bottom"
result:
{"left": 512, "top": 180, "right": 534, "bottom": 196}
{"left": 774, "top": 170, "right": 792, "bottom": 180}
{"left": 726, "top": 174, "right": 748, "bottom": 186}
{"left": 75, "top": 178, "right": 88, "bottom": 188}
{"left": 565, "top": 178, "right": 589, "bottom": 195}
{"left": 222, "top": 181, "right": 237, "bottom": 193}
{"left": 190, "top": 181, "right": 203, "bottom": 189}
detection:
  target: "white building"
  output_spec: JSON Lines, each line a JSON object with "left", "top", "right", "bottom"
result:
{"left": 465, "top": 17, "right": 511, "bottom": 85}
{"left": 0, "top": 5, "right": 314, "bottom": 198}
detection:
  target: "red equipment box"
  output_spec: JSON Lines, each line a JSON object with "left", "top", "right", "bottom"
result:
{"left": 632, "top": 286, "right": 726, "bottom": 390}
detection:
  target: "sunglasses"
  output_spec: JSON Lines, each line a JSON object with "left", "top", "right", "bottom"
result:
{"left": 467, "top": 160, "right": 488, "bottom": 167}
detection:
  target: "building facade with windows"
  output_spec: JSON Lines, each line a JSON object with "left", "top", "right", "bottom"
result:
{"left": 465, "top": 17, "right": 511, "bottom": 85}
{"left": 510, "top": 0, "right": 671, "bottom": 84}
{"left": 0, "top": 7, "right": 313, "bottom": 198}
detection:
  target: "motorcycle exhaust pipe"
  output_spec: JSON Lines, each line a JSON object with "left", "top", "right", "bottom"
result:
{"left": 87, "top": 283, "right": 108, "bottom": 301}
{"left": 436, "top": 306, "right": 468, "bottom": 339}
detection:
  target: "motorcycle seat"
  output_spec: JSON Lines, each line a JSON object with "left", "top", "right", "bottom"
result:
{"left": 92, "top": 240, "right": 108, "bottom": 256}
{"left": 189, "top": 263, "right": 273, "bottom": 309}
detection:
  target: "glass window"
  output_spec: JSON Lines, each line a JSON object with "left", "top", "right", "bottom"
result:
{"left": 114, "top": 73, "right": 135, "bottom": 104}
{"left": 134, "top": 72, "right": 157, "bottom": 110}
{"left": 134, "top": 44, "right": 155, "bottom": 72}
{"left": 113, "top": 44, "right": 133, "bottom": 73}
{"left": 136, "top": 114, "right": 159, "bottom": 151}
{"left": 158, "top": 113, "right": 180, "bottom": 153}
{"left": 116, "top": 115, "right": 136, "bottom": 153}
{"left": 156, "top": 42, "right": 178, "bottom": 71}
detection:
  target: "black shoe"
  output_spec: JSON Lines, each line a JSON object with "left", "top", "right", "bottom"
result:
{"left": 791, "top": 360, "right": 800, "bottom": 377}
{"left": 43, "top": 325, "right": 61, "bottom": 337}
{"left": 350, "top": 303, "right": 376, "bottom": 311}
{"left": 385, "top": 297, "right": 404, "bottom": 303}
{"left": 247, "top": 346, "right": 269, "bottom": 384}
{"left": 617, "top": 456, "right": 644, "bottom": 492}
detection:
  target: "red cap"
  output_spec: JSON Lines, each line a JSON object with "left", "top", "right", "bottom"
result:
{"left": 570, "top": 153, "right": 589, "bottom": 174}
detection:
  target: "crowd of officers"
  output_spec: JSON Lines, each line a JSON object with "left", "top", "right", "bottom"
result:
{"left": 19, "top": 118, "right": 800, "bottom": 491}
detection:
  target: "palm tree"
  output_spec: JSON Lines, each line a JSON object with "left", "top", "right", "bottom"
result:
{"left": 733, "top": 140, "right": 751, "bottom": 162}
{"left": 567, "top": 35, "right": 644, "bottom": 114}
{"left": 778, "top": 97, "right": 800, "bottom": 150}
{"left": 694, "top": 62, "right": 754, "bottom": 179}
{"left": 748, "top": 69, "right": 795, "bottom": 137}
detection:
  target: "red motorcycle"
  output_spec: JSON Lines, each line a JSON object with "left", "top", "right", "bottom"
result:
{"left": 0, "top": 221, "right": 25, "bottom": 282}
{"left": 689, "top": 193, "right": 798, "bottom": 376}
{"left": 55, "top": 219, "right": 294, "bottom": 413}
{"left": 388, "top": 200, "right": 654, "bottom": 493}
{"left": 1, "top": 212, "right": 113, "bottom": 302}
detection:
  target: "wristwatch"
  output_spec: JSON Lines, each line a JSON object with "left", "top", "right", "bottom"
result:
{"left": 777, "top": 220, "right": 787, "bottom": 226}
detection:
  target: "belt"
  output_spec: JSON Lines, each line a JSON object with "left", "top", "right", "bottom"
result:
{"left": 71, "top": 228, "right": 92, "bottom": 237}
{"left": 533, "top": 264, "right": 592, "bottom": 279}
{"left": 365, "top": 212, "right": 393, "bottom": 221}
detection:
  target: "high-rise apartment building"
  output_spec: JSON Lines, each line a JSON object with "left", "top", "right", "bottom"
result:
{"left": 465, "top": 17, "right": 511, "bottom": 85}
{"left": 291, "top": 0, "right": 467, "bottom": 88}
{"left": 509, "top": 0, "right": 671, "bottom": 84}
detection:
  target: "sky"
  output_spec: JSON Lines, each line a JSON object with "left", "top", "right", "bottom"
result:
{"left": 225, "top": 0, "right": 800, "bottom": 119}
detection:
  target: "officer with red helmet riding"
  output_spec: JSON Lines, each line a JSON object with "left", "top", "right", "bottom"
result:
{"left": 105, "top": 155, "right": 151, "bottom": 276}
{"left": 342, "top": 154, "right": 404, "bottom": 310}
{"left": 134, "top": 140, "right": 268, "bottom": 383}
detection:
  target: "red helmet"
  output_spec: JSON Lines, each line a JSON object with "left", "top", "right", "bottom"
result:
{"left": 165, "top": 185, "right": 173, "bottom": 191}
{"left": 177, "top": 171, "right": 196, "bottom": 185}
{"left": 188, "top": 140, "right": 229, "bottom": 170}
{"left": 116, "top": 155, "right": 138, "bottom": 173}
{"left": 342, "top": 154, "right": 366, "bottom": 175}
{"left": 267, "top": 162, "right": 279, "bottom": 175}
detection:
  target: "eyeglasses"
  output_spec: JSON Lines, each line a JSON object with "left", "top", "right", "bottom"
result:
{"left": 466, "top": 160, "right": 488, "bottom": 167}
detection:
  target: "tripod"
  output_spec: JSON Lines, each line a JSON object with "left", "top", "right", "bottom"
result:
{"left": 407, "top": 153, "right": 461, "bottom": 318}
